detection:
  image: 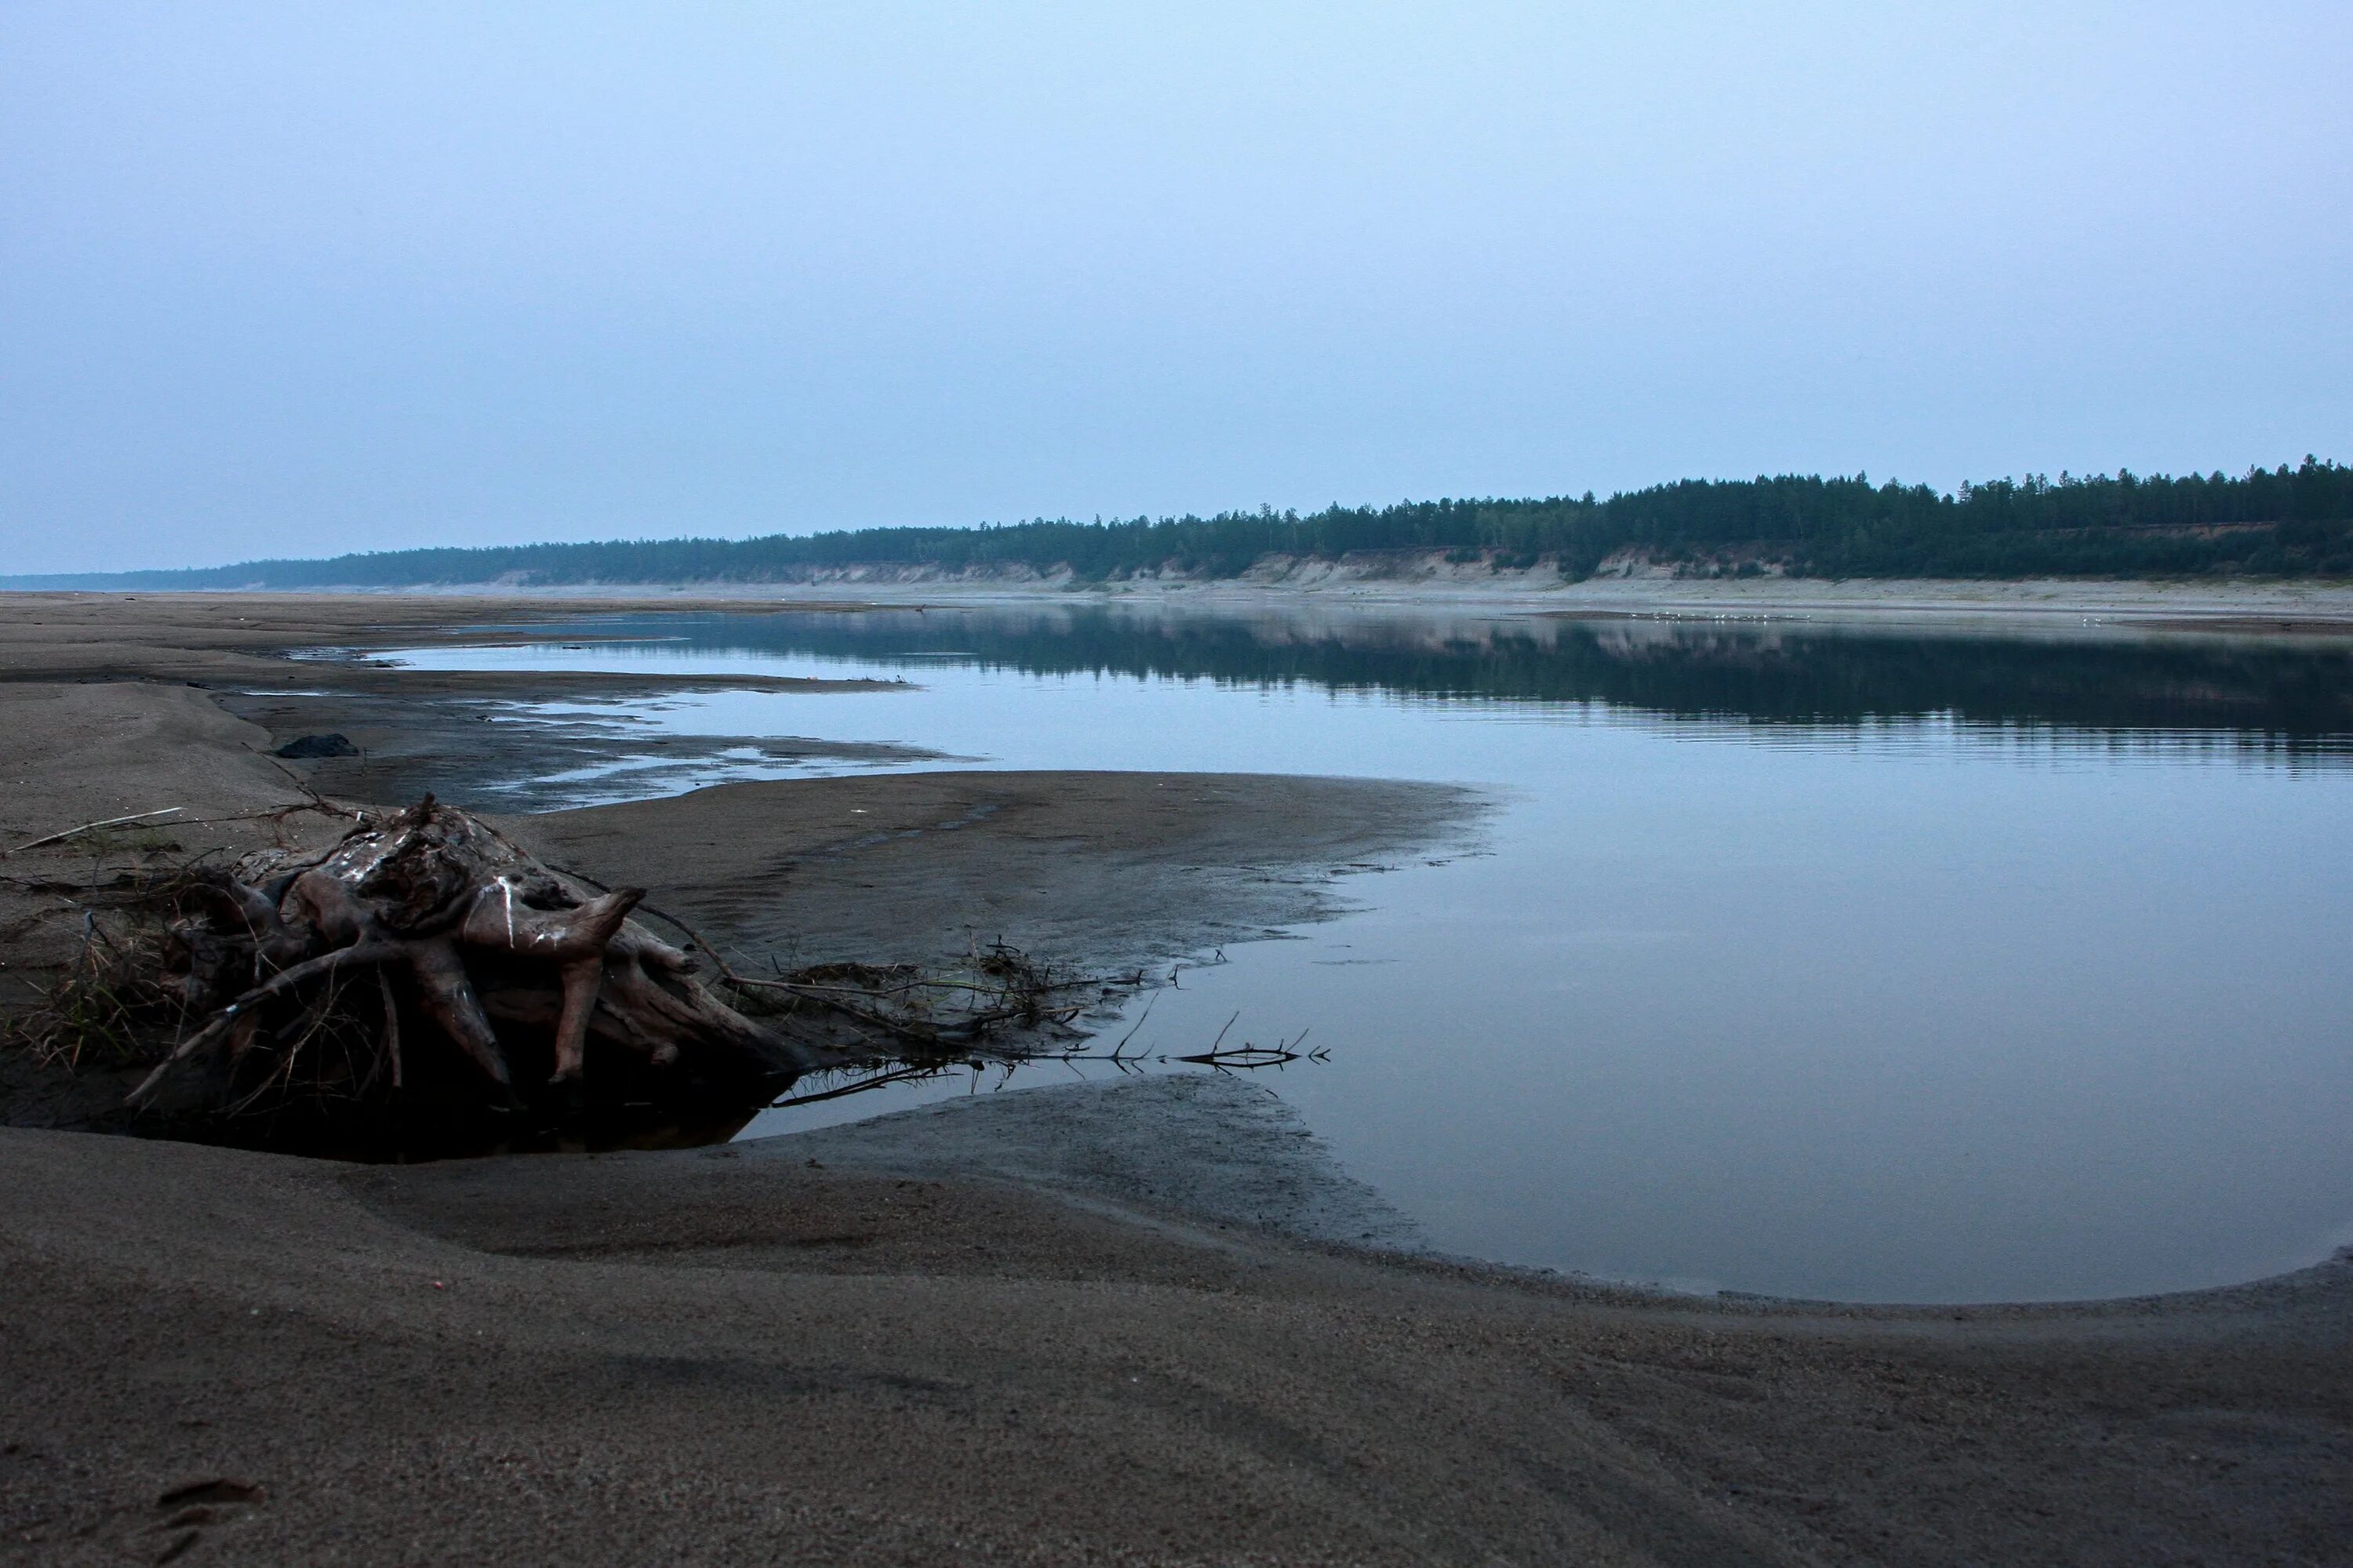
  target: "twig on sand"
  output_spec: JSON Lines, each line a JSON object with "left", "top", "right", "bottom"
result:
{"left": 3, "top": 808, "right": 184, "bottom": 859}
{"left": 245, "top": 746, "right": 363, "bottom": 821}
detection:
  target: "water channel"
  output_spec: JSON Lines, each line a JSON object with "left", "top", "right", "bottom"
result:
{"left": 387, "top": 602, "right": 2353, "bottom": 1303}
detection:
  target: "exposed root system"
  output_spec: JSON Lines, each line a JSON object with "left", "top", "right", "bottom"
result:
{"left": 100, "top": 797, "right": 823, "bottom": 1145}
{"left": 11, "top": 796, "right": 1139, "bottom": 1156}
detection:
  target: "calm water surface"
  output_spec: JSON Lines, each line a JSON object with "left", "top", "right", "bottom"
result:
{"left": 391, "top": 606, "right": 2353, "bottom": 1302}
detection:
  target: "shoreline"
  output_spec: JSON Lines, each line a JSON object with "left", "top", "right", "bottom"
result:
{"left": 747, "top": 1069, "right": 2353, "bottom": 1320}
{"left": 2, "top": 592, "right": 2348, "bottom": 1563}
{"left": 14, "top": 571, "right": 2353, "bottom": 628}
{"left": 0, "top": 590, "right": 2343, "bottom": 1312}
{"left": 0, "top": 588, "right": 2340, "bottom": 1311}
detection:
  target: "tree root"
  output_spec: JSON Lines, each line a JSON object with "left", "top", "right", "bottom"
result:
{"left": 126, "top": 796, "right": 831, "bottom": 1125}
{"left": 5, "top": 795, "right": 1146, "bottom": 1155}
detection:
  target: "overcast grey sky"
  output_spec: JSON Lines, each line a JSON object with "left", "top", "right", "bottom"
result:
{"left": 3, "top": 3, "right": 2347, "bottom": 573}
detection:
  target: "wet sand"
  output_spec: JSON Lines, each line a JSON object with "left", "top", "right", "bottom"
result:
{"left": 2, "top": 592, "right": 2350, "bottom": 1566}
{"left": 510, "top": 770, "right": 1477, "bottom": 977}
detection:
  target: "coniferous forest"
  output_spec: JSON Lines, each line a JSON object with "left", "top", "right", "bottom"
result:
{"left": 15, "top": 458, "right": 2352, "bottom": 590}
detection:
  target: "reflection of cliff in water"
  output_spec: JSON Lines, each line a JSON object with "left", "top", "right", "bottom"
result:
{"left": 594, "top": 607, "right": 2353, "bottom": 758}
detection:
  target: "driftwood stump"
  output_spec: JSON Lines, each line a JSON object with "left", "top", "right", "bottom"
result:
{"left": 129, "top": 797, "right": 825, "bottom": 1133}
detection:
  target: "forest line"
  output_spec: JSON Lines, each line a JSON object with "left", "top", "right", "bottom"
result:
{"left": 16, "top": 457, "right": 2351, "bottom": 589}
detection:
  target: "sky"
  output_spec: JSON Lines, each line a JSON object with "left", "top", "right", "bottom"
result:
{"left": 2, "top": 3, "right": 2348, "bottom": 574}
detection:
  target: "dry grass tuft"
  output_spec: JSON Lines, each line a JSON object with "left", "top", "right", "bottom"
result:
{"left": 5, "top": 915, "right": 178, "bottom": 1073}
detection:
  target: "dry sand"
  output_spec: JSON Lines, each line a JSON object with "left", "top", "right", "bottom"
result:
{"left": 40, "top": 569, "right": 2348, "bottom": 625}
{"left": 2, "top": 592, "right": 2349, "bottom": 1566}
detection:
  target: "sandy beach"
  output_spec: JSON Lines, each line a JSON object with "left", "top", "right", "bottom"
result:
{"left": 2, "top": 591, "right": 2349, "bottom": 1566}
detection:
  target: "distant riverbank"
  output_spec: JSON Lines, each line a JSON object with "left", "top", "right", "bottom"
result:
{"left": 18, "top": 570, "right": 2349, "bottom": 628}
{"left": 14, "top": 460, "right": 2350, "bottom": 593}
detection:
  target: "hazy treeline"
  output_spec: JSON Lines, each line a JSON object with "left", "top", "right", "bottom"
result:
{"left": 18, "top": 459, "right": 2351, "bottom": 589}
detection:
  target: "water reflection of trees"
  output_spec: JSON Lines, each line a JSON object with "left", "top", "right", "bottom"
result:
{"left": 598, "top": 609, "right": 2353, "bottom": 758}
